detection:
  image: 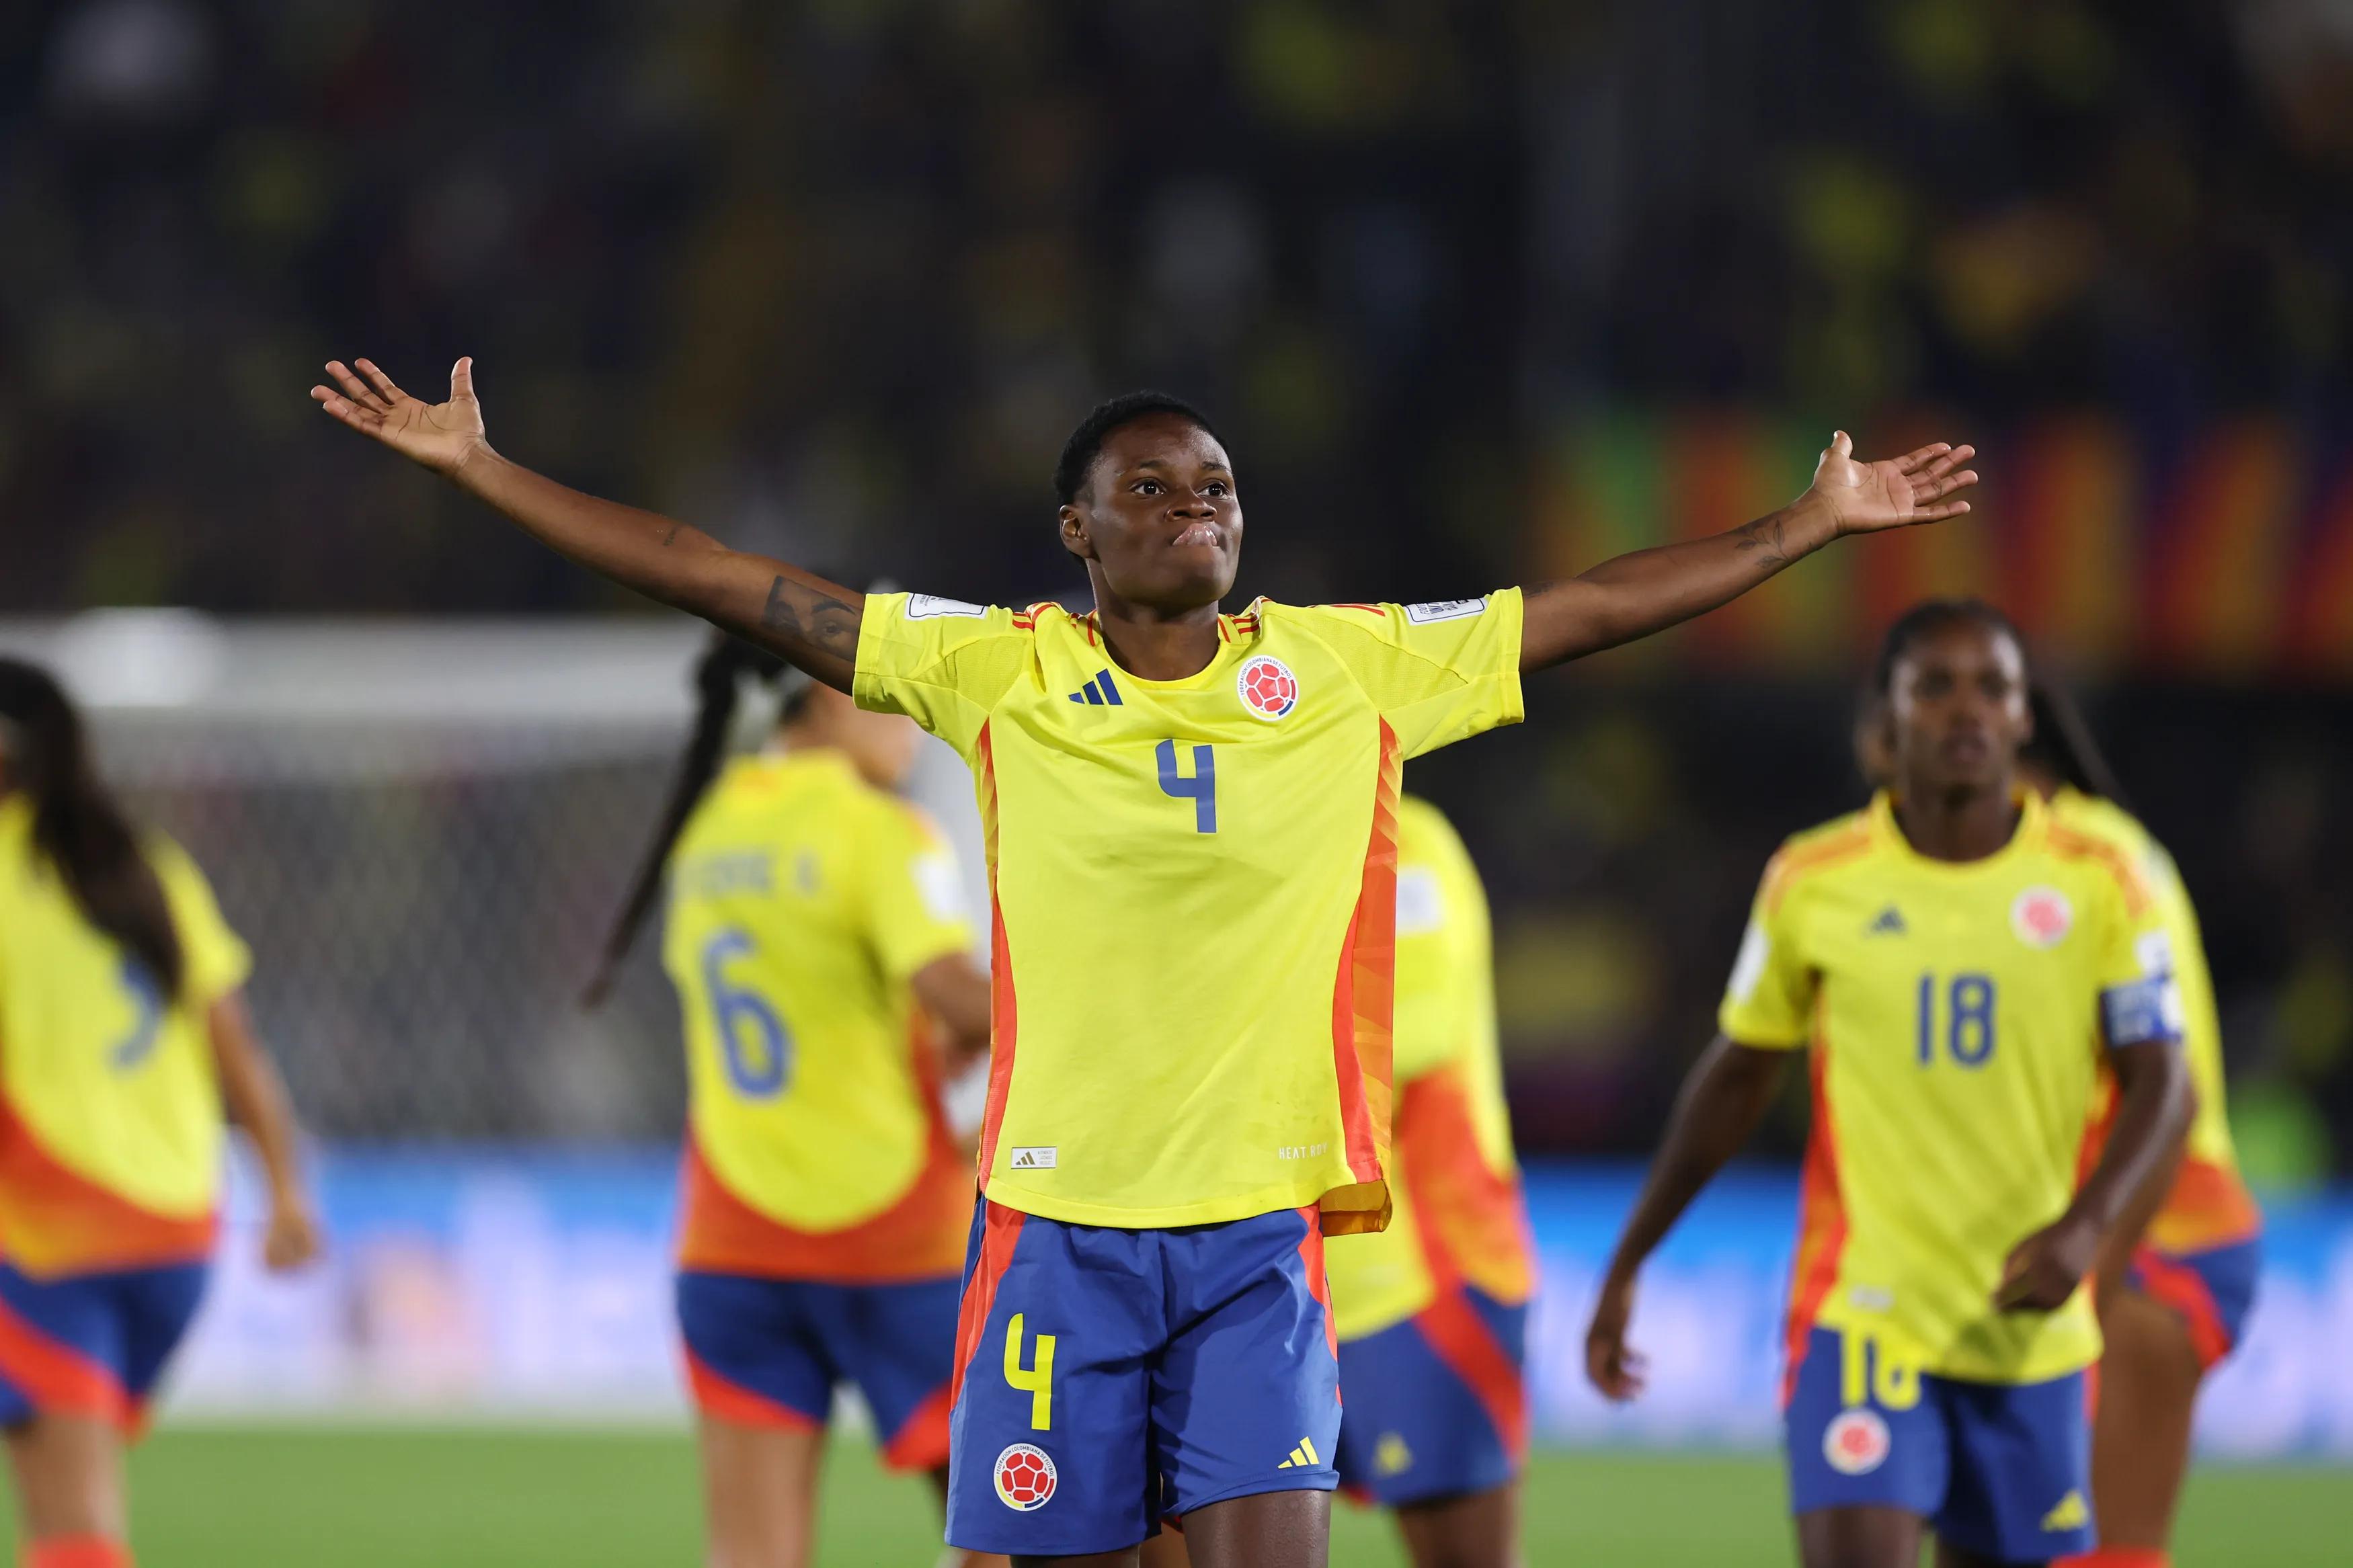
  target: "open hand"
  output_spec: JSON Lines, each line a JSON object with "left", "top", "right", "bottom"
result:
{"left": 1804, "top": 431, "right": 1979, "bottom": 536}
{"left": 1993, "top": 1214, "right": 2097, "bottom": 1313}
{"left": 311, "top": 357, "right": 489, "bottom": 477}
{"left": 1584, "top": 1272, "right": 1649, "bottom": 1402}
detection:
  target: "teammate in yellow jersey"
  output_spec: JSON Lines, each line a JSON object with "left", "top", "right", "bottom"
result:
{"left": 2017, "top": 687, "right": 2260, "bottom": 1568}
{"left": 1851, "top": 669, "right": 2265, "bottom": 1568}
{"left": 1585, "top": 600, "right": 2194, "bottom": 1568}
{"left": 584, "top": 632, "right": 1001, "bottom": 1568}
{"left": 0, "top": 661, "right": 319, "bottom": 1568}
{"left": 317, "top": 348, "right": 1979, "bottom": 1568}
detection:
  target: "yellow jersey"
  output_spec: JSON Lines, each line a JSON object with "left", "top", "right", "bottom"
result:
{"left": 665, "top": 751, "right": 978, "bottom": 1280}
{"left": 1325, "top": 795, "right": 1532, "bottom": 1342}
{"left": 2048, "top": 788, "right": 2260, "bottom": 1256}
{"left": 0, "top": 796, "right": 250, "bottom": 1278}
{"left": 854, "top": 591, "right": 1525, "bottom": 1233}
{"left": 1720, "top": 789, "right": 2182, "bottom": 1387}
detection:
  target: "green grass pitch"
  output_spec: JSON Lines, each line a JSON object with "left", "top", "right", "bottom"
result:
{"left": 32, "top": 1426, "right": 2342, "bottom": 1565}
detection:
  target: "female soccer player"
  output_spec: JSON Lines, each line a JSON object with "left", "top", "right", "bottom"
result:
{"left": 586, "top": 632, "right": 1000, "bottom": 1568}
{"left": 0, "top": 659, "right": 319, "bottom": 1568}
{"left": 1323, "top": 794, "right": 1533, "bottom": 1568}
{"left": 1855, "top": 671, "right": 2264, "bottom": 1568}
{"left": 1584, "top": 600, "right": 2194, "bottom": 1568}
{"left": 314, "top": 353, "right": 1976, "bottom": 1568}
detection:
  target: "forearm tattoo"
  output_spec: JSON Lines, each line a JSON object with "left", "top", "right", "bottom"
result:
{"left": 1731, "top": 509, "right": 1792, "bottom": 570}
{"left": 761, "top": 575, "right": 861, "bottom": 657}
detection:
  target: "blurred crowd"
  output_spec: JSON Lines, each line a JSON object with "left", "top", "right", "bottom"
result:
{"left": 4, "top": 0, "right": 2350, "bottom": 1172}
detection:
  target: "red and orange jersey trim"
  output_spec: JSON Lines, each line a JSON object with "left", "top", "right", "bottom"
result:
{"left": 2146, "top": 1153, "right": 2264, "bottom": 1256}
{"left": 674, "top": 1127, "right": 972, "bottom": 1282}
{"left": 1782, "top": 1029, "right": 1848, "bottom": 1407}
{"left": 1319, "top": 720, "right": 1402, "bottom": 1237}
{"left": 969, "top": 722, "right": 1023, "bottom": 1189}
{"left": 2044, "top": 823, "right": 2154, "bottom": 919}
{"left": 1394, "top": 1067, "right": 1536, "bottom": 1307}
{"left": 1322, "top": 603, "right": 1388, "bottom": 616}
{"left": 948, "top": 1200, "right": 1025, "bottom": 1411}
{"left": 1761, "top": 821, "right": 1873, "bottom": 915}
{"left": 0, "top": 1096, "right": 215, "bottom": 1281}
{"left": 1293, "top": 1204, "right": 1340, "bottom": 1366}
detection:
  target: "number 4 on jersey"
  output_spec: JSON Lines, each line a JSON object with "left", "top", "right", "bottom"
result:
{"left": 1156, "top": 741, "right": 1217, "bottom": 833}
{"left": 1002, "top": 1312, "right": 1056, "bottom": 1430}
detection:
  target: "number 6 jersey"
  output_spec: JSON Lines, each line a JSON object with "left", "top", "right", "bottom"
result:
{"left": 852, "top": 591, "right": 1524, "bottom": 1235}
{"left": 1719, "top": 789, "right": 2182, "bottom": 1387}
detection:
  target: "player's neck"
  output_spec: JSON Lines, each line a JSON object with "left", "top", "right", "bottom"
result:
{"left": 1891, "top": 780, "right": 2021, "bottom": 864}
{"left": 1091, "top": 595, "right": 1225, "bottom": 682}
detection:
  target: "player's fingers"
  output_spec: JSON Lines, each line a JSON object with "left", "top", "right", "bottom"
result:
{"left": 1917, "top": 443, "right": 1976, "bottom": 480}
{"left": 1892, "top": 440, "right": 1953, "bottom": 474}
{"left": 311, "top": 391, "right": 381, "bottom": 431}
{"left": 450, "top": 355, "right": 477, "bottom": 402}
{"left": 353, "top": 358, "right": 407, "bottom": 403}
{"left": 1916, "top": 469, "right": 1981, "bottom": 502}
{"left": 323, "top": 362, "right": 391, "bottom": 414}
{"left": 1908, "top": 500, "right": 1972, "bottom": 524}
{"left": 1830, "top": 429, "right": 1853, "bottom": 459}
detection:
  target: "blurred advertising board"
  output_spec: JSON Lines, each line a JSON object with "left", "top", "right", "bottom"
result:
{"left": 173, "top": 1155, "right": 2353, "bottom": 1458}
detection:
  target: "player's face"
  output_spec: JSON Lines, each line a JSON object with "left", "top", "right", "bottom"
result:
{"left": 1886, "top": 621, "right": 2032, "bottom": 796}
{"left": 1059, "top": 415, "right": 1242, "bottom": 611}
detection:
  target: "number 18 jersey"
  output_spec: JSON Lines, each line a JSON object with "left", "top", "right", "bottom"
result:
{"left": 853, "top": 591, "right": 1525, "bottom": 1234}
{"left": 1720, "top": 789, "right": 2182, "bottom": 1387}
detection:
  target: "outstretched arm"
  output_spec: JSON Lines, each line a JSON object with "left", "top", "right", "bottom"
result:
{"left": 1585, "top": 1035, "right": 1789, "bottom": 1401}
{"left": 207, "top": 991, "right": 323, "bottom": 1273}
{"left": 1521, "top": 433, "right": 1979, "bottom": 671}
{"left": 312, "top": 358, "right": 863, "bottom": 690}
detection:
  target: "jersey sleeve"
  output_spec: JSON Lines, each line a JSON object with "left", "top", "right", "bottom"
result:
{"left": 859, "top": 800, "right": 978, "bottom": 986}
{"left": 152, "top": 839, "right": 253, "bottom": 1007}
{"left": 1716, "top": 855, "right": 1817, "bottom": 1048}
{"left": 2088, "top": 858, "right": 2185, "bottom": 1051}
{"left": 851, "top": 593, "right": 1035, "bottom": 755}
{"left": 1294, "top": 592, "right": 1525, "bottom": 759}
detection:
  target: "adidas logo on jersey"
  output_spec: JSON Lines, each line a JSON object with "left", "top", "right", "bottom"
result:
{"left": 1008, "top": 1147, "right": 1058, "bottom": 1169}
{"left": 1275, "top": 1436, "right": 1322, "bottom": 1471}
{"left": 1865, "top": 906, "right": 1907, "bottom": 936}
{"left": 2040, "top": 1490, "right": 2089, "bottom": 1532}
{"left": 1067, "top": 670, "right": 1123, "bottom": 706}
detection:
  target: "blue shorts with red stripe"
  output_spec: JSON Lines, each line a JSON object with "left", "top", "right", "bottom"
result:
{"left": 1784, "top": 1326, "right": 2093, "bottom": 1562}
{"left": 675, "top": 1270, "right": 961, "bottom": 1471}
{"left": 1333, "top": 1284, "right": 1529, "bottom": 1508}
{"left": 943, "top": 1200, "right": 1341, "bottom": 1558}
{"left": 2128, "top": 1235, "right": 2262, "bottom": 1372}
{"left": 0, "top": 1259, "right": 208, "bottom": 1434}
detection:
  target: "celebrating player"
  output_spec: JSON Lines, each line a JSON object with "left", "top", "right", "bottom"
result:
{"left": 0, "top": 659, "right": 320, "bottom": 1568}
{"left": 313, "top": 354, "right": 1976, "bottom": 1568}
{"left": 586, "top": 632, "right": 1000, "bottom": 1568}
{"left": 1584, "top": 600, "right": 2194, "bottom": 1568}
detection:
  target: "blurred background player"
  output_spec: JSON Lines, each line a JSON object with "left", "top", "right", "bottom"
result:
{"left": 584, "top": 632, "right": 999, "bottom": 1568}
{"left": 0, "top": 659, "right": 319, "bottom": 1568}
{"left": 310, "top": 351, "right": 1975, "bottom": 1568}
{"left": 1584, "top": 600, "right": 2194, "bottom": 1568}
{"left": 1141, "top": 793, "right": 1533, "bottom": 1568}
{"left": 1324, "top": 794, "right": 1533, "bottom": 1567}
{"left": 2016, "top": 688, "right": 2264, "bottom": 1568}
{"left": 1853, "top": 668, "right": 2267, "bottom": 1568}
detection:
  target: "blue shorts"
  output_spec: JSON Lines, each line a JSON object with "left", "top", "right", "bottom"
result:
{"left": 676, "top": 1270, "right": 962, "bottom": 1471}
{"left": 0, "top": 1259, "right": 208, "bottom": 1434}
{"left": 943, "top": 1200, "right": 1341, "bottom": 1557}
{"left": 2128, "top": 1235, "right": 2262, "bottom": 1372}
{"left": 1334, "top": 1284, "right": 1528, "bottom": 1507}
{"left": 1786, "top": 1326, "right": 2093, "bottom": 1561}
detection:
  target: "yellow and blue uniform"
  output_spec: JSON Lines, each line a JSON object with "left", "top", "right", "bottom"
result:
{"left": 1327, "top": 796, "right": 1536, "bottom": 1508}
{"left": 0, "top": 795, "right": 249, "bottom": 1432}
{"left": 1720, "top": 790, "right": 2182, "bottom": 1562}
{"left": 2052, "top": 787, "right": 2262, "bottom": 1370}
{"left": 664, "top": 751, "right": 977, "bottom": 1469}
{"left": 853, "top": 591, "right": 1522, "bottom": 1553}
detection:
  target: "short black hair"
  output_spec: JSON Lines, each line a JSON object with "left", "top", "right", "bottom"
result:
{"left": 1869, "top": 597, "right": 2021, "bottom": 696}
{"left": 1053, "top": 390, "right": 1222, "bottom": 505}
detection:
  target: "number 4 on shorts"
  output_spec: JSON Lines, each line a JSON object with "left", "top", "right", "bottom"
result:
{"left": 1003, "top": 1313, "right": 1056, "bottom": 1432}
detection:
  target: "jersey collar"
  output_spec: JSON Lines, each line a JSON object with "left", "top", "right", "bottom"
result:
{"left": 1868, "top": 786, "right": 2047, "bottom": 874}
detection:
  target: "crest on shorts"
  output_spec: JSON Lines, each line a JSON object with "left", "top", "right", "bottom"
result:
{"left": 994, "top": 1444, "right": 1058, "bottom": 1511}
{"left": 1237, "top": 655, "right": 1300, "bottom": 720}
{"left": 1823, "top": 1409, "right": 1890, "bottom": 1476}
{"left": 2011, "top": 886, "right": 2073, "bottom": 949}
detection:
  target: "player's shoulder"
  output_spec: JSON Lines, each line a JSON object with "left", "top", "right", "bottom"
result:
{"left": 1758, "top": 809, "right": 1878, "bottom": 909}
{"left": 2040, "top": 800, "right": 2160, "bottom": 918}
{"left": 1268, "top": 595, "right": 1507, "bottom": 636}
{"left": 867, "top": 591, "right": 1039, "bottom": 642}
